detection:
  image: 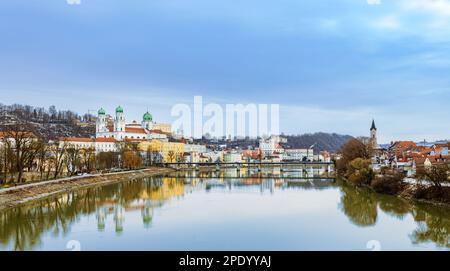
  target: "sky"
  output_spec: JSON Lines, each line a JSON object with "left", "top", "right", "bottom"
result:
{"left": 1, "top": 0, "right": 450, "bottom": 143}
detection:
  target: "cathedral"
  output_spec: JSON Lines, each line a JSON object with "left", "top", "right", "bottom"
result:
{"left": 96, "top": 106, "right": 161, "bottom": 141}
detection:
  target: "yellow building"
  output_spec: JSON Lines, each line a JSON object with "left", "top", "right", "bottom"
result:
{"left": 153, "top": 123, "right": 172, "bottom": 134}
{"left": 138, "top": 140, "right": 184, "bottom": 162}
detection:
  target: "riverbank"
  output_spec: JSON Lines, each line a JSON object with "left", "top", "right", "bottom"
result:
{"left": 339, "top": 176, "right": 450, "bottom": 208}
{"left": 0, "top": 167, "right": 175, "bottom": 211}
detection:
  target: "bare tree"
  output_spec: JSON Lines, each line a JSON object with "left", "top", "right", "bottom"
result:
{"left": 1, "top": 122, "right": 39, "bottom": 183}
{"left": 65, "top": 147, "right": 81, "bottom": 176}
{"left": 417, "top": 163, "right": 450, "bottom": 192}
{"left": 81, "top": 147, "right": 96, "bottom": 173}
{"left": 51, "top": 141, "right": 68, "bottom": 179}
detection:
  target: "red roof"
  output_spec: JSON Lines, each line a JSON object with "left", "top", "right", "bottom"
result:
{"left": 62, "top": 137, "right": 117, "bottom": 143}
{"left": 124, "top": 138, "right": 147, "bottom": 142}
{"left": 394, "top": 141, "right": 417, "bottom": 148}
{"left": 150, "top": 129, "right": 170, "bottom": 135}
{"left": 125, "top": 127, "right": 147, "bottom": 134}
{"left": 96, "top": 137, "right": 117, "bottom": 143}
{"left": 62, "top": 137, "right": 94, "bottom": 142}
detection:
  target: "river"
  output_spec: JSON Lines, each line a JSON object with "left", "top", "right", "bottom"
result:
{"left": 0, "top": 168, "right": 449, "bottom": 251}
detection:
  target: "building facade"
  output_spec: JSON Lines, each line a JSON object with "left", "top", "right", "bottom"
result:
{"left": 96, "top": 106, "right": 169, "bottom": 141}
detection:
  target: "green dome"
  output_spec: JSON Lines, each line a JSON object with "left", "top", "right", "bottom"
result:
{"left": 143, "top": 111, "right": 153, "bottom": 121}
{"left": 116, "top": 105, "right": 124, "bottom": 113}
{"left": 98, "top": 108, "right": 106, "bottom": 115}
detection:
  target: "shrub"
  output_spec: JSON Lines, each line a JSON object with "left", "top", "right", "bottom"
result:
{"left": 371, "top": 170, "right": 405, "bottom": 195}
{"left": 416, "top": 164, "right": 450, "bottom": 192}
{"left": 413, "top": 186, "right": 450, "bottom": 204}
{"left": 346, "top": 158, "right": 374, "bottom": 186}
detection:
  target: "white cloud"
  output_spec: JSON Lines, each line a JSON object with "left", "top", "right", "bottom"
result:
{"left": 367, "top": 0, "right": 382, "bottom": 5}
{"left": 400, "top": 0, "right": 450, "bottom": 16}
{"left": 371, "top": 15, "right": 401, "bottom": 30}
{"left": 67, "top": 0, "right": 81, "bottom": 5}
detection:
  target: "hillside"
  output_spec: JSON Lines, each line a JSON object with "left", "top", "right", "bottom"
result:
{"left": 283, "top": 133, "right": 353, "bottom": 152}
{"left": 0, "top": 104, "right": 95, "bottom": 141}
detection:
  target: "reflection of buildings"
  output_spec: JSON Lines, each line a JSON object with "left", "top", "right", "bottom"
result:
{"left": 141, "top": 202, "right": 154, "bottom": 228}
{"left": 96, "top": 207, "right": 107, "bottom": 231}
{"left": 92, "top": 178, "right": 186, "bottom": 233}
{"left": 114, "top": 205, "right": 125, "bottom": 233}
{"left": 138, "top": 178, "right": 185, "bottom": 202}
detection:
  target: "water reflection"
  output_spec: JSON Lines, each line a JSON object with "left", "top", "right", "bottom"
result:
{"left": 338, "top": 181, "right": 449, "bottom": 248}
{"left": 0, "top": 170, "right": 448, "bottom": 250}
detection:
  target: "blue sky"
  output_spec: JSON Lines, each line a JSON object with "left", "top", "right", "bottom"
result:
{"left": 1, "top": 0, "right": 450, "bottom": 143}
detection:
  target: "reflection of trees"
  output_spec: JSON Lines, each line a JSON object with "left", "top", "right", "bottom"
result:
{"left": 339, "top": 184, "right": 378, "bottom": 227}
{"left": 339, "top": 181, "right": 450, "bottom": 248}
{"left": 377, "top": 195, "right": 411, "bottom": 219}
{"left": 410, "top": 205, "right": 450, "bottom": 249}
{"left": 0, "top": 176, "right": 185, "bottom": 250}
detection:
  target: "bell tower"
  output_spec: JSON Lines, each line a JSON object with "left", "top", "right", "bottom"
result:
{"left": 96, "top": 107, "right": 108, "bottom": 135}
{"left": 370, "top": 119, "right": 377, "bottom": 149}
{"left": 114, "top": 106, "right": 126, "bottom": 132}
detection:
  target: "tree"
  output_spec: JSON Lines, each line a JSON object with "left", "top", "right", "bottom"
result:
{"left": 65, "top": 147, "right": 81, "bottom": 176}
{"left": 345, "top": 158, "right": 374, "bottom": 186}
{"left": 51, "top": 141, "right": 67, "bottom": 179}
{"left": 122, "top": 151, "right": 142, "bottom": 169}
{"left": 96, "top": 152, "right": 116, "bottom": 170}
{"left": 35, "top": 142, "right": 49, "bottom": 181}
{"left": 337, "top": 138, "right": 372, "bottom": 175}
{"left": 81, "top": 147, "right": 96, "bottom": 173}
{"left": 416, "top": 163, "right": 450, "bottom": 193}
{"left": 167, "top": 151, "right": 175, "bottom": 163}
{"left": 1, "top": 122, "right": 40, "bottom": 183}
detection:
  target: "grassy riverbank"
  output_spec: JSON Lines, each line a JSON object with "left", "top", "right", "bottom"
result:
{"left": 0, "top": 167, "right": 174, "bottom": 211}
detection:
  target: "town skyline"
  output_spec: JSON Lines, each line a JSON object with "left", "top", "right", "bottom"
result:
{"left": 2, "top": 0, "right": 450, "bottom": 142}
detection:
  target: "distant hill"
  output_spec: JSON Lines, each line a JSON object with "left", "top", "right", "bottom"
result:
{"left": 282, "top": 133, "right": 354, "bottom": 152}
{"left": 0, "top": 104, "right": 95, "bottom": 141}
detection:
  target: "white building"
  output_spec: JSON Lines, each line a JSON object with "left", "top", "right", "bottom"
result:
{"left": 259, "top": 135, "right": 286, "bottom": 156}
{"left": 223, "top": 152, "right": 242, "bottom": 163}
{"left": 185, "top": 144, "right": 207, "bottom": 154}
{"left": 282, "top": 149, "right": 314, "bottom": 161}
{"left": 60, "top": 137, "right": 118, "bottom": 153}
{"left": 96, "top": 106, "right": 168, "bottom": 141}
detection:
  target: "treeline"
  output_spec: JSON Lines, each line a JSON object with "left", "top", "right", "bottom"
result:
{"left": 0, "top": 123, "right": 151, "bottom": 185}
{"left": 0, "top": 103, "right": 95, "bottom": 124}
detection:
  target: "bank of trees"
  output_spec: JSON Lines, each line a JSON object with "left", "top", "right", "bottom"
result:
{"left": 0, "top": 127, "right": 147, "bottom": 185}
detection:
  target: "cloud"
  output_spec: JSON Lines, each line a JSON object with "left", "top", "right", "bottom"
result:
{"left": 400, "top": 0, "right": 450, "bottom": 16}
{"left": 371, "top": 15, "right": 401, "bottom": 30}
{"left": 66, "top": 0, "right": 81, "bottom": 5}
{"left": 367, "top": 0, "right": 382, "bottom": 5}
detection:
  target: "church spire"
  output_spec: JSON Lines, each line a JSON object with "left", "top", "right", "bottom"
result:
{"left": 370, "top": 119, "right": 377, "bottom": 131}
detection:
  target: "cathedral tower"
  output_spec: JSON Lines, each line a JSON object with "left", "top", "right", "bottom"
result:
{"left": 96, "top": 107, "right": 108, "bottom": 134}
{"left": 114, "top": 106, "right": 126, "bottom": 132}
{"left": 142, "top": 111, "right": 153, "bottom": 130}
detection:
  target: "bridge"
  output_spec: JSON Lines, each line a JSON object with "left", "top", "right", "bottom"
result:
{"left": 157, "top": 161, "right": 335, "bottom": 173}
{"left": 160, "top": 161, "right": 334, "bottom": 166}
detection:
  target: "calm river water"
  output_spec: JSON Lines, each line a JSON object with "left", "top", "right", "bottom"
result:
{"left": 0, "top": 168, "right": 449, "bottom": 251}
